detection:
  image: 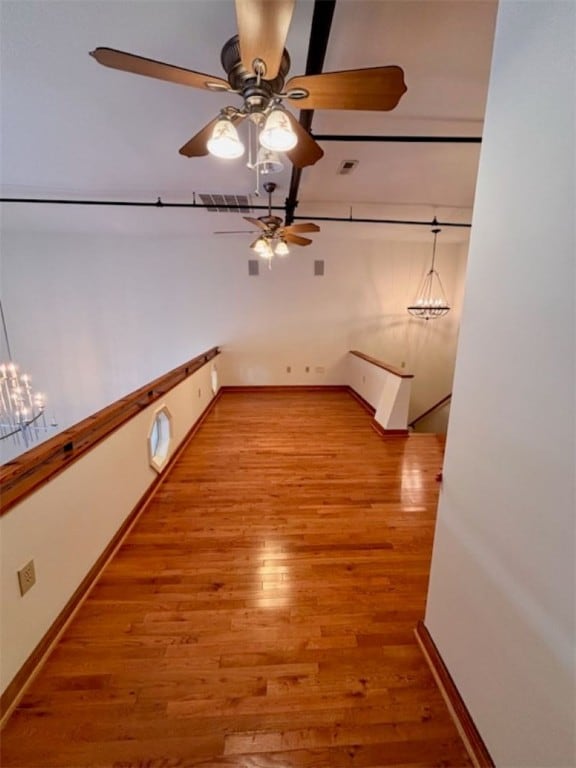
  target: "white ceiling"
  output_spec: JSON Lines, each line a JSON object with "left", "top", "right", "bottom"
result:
{"left": 0, "top": 0, "right": 498, "bottom": 242}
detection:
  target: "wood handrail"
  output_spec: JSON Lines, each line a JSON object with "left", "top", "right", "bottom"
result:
{"left": 349, "top": 350, "right": 414, "bottom": 379}
{"left": 409, "top": 393, "right": 452, "bottom": 428}
{"left": 0, "top": 347, "right": 220, "bottom": 515}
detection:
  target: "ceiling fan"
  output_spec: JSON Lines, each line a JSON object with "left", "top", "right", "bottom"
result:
{"left": 215, "top": 182, "right": 319, "bottom": 261}
{"left": 90, "top": 0, "right": 407, "bottom": 169}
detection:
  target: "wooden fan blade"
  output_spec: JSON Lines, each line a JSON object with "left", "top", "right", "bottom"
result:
{"left": 179, "top": 114, "right": 245, "bottom": 157}
{"left": 179, "top": 117, "right": 220, "bottom": 157}
{"left": 284, "top": 233, "right": 313, "bottom": 246}
{"left": 286, "top": 66, "right": 407, "bottom": 111}
{"left": 284, "top": 112, "right": 324, "bottom": 168}
{"left": 235, "top": 0, "right": 295, "bottom": 79}
{"left": 284, "top": 222, "right": 320, "bottom": 234}
{"left": 243, "top": 217, "right": 268, "bottom": 231}
{"left": 90, "top": 48, "right": 230, "bottom": 91}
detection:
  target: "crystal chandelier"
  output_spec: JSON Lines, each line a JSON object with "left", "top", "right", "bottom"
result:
{"left": 0, "top": 301, "right": 55, "bottom": 447}
{"left": 407, "top": 219, "right": 451, "bottom": 320}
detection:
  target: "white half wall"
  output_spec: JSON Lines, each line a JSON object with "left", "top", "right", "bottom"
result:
{"left": 0, "top": 361, "right": 216, "bottom": 695}
{"left": 346, "top": 352, "right": 413, "bottom": 430}
{"left": 425, "top": 2, "right": 575, "bottom": 766}
{"left": 347, "top": 352, "right": 394, "bottom": 411}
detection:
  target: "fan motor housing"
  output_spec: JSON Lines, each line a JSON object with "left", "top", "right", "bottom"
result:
{"left": 221, "top": 35, "right": 291, "bottom": 109}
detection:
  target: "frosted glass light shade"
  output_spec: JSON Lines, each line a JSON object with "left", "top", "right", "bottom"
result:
{"left": 252, "top": 236, "right": 271, "bottom": 256}
{"left": 207, "top": 117, "right": 244, "bottom": 159}
{"left": 274, "top": 240, "right": 290, "bottom": 256}
{"left": 255, "top": 147, "right": 284, "bottom": 175}
{"left": 260, "top": 109, "right": 297, "bottom": 152}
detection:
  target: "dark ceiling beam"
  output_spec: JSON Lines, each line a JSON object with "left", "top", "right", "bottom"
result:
{"left": 311, "top": 134, "right": 482, "bottom": 144}
{"left": 0, "top": 197, "right": 471, "bottom": 228}
{"left": 284, "top": 0, "right": 337, "bottom": 225}
{"left": 0, "top": 197, "right": 285, "bottom": 212}
{"left": 292, "top": 214, "right": 471, "bottom": 228}
{"left": 0, "top": 197, "right": 472, "bottom": 227}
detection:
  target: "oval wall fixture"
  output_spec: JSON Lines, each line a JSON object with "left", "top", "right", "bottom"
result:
{"left": 148, "top": 405, "right": 173, "bottom": 473}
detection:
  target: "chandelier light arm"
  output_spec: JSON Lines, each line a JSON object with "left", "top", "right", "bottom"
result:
{"left": 433, "top": 269, "right": 449, "bottom": 302}
{"left": 0, "top": 408, "right": 48, "bottom": 443}
{"left": 0, "top": 377, "right": 11, "bottom": 419}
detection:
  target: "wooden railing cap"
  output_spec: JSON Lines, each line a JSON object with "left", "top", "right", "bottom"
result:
{"left": 0, "top": 347, "right": 220, "bottom": 516}
{"left": 349, "top": 350, "right": 414, "bottom": 378}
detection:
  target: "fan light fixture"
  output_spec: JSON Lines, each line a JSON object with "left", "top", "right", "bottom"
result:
{"left": 251, "top": 236, "right": 273, "bottom": 259}
{"left": 407, "top": 220, "right": 451, "bottom": 320}
{"left": 274, "top": 240, "right": 290, "bottom": 256}
{"left": 255, "top": 147, "right": 284, "bottom": 175}
{"left": 207, "top": 115, "right": 244, "bottom": 159}
{"left": 259, "top": 108, "right": 297, "bottom": 152}
{"left": 0, "top": 301, "right": 56, "bottom": 447}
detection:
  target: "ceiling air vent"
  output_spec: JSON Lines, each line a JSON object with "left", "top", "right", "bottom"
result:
{"left": 314, "top": 260, "right": 325, "bottom": 276}
{"left": 337, "top": 159, "right": 359, "bottom": 175}
{"left": 248, "top": 259, "right": 259, "bottom": 276}
{"left": 199, "top": 193, "right": 252, "bottom": 213}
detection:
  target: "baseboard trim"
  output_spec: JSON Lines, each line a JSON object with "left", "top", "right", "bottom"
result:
{"left": 346, "top": 387, "right": 376, "bottom": 415}
{"left": 371, "top": 420, "right": 409, "bottom": 437}
{"left": 415, "top": 621, "right": 495, "bottom": 768}
{"left": 0, "top": 391, "right": 222, "bottom": 726}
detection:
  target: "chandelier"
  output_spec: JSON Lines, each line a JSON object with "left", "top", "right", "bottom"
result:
{"left": 407, "top": 219, "right": 451, "bottom": 320}
{"left": 0, "top": 301, "right": 55, "bottom": 448}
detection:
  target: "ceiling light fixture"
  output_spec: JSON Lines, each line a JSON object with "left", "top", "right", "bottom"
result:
{"left": 251, "top": 235, "right": 272, "bottom": 256}
{"left": 259, "top": 107, "right": 297, "bottom": 152}
{"left": 254, "top": 147, "right": 284, "bottom": 175}
{"left": 407, "top": 220, "right": 451, "bottom": 320}
{"left": 207, "top": 115, "right": 244, "bottom": 159}
{"left": 274, "top": 240, "right": 290, "bottom": 257}
{"left": 0, "top": 300, "right": 56, "bottom": 447}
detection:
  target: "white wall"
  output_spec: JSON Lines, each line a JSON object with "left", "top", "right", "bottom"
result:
{"left": 412, "top": 398, "right": 451, "bottom": 434}
{"left": 425, "top": 2, "right": 575, "bottom": 766}
{"left": 347, "top": 239, "right": 468, "bottom": 423}
{"left": 0, "top": 227, "right": 467, "bottom": 463}
{"left": 0, "top": 361, "right": 216, "bottom": 695}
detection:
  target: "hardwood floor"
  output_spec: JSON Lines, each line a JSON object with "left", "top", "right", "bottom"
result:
{"left": 0, "top": 391, "right": 471, "bottom": 767}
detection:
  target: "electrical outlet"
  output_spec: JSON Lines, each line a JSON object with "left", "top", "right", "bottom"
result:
{"left": 18, "top": 560, "right": 36, "bottom": 596}
{"left": 305, "top": 366, "right": 310, "bottom": 373}
{"left": 286, "top": 366, "right": 291, "bottom": 373}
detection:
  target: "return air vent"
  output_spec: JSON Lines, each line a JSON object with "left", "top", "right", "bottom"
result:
{"left": 198, "top": 193, "right": 252, "bottom": 213}
{"left": 248, "top": 259, "right": 259, "bottom": 276}
{"left": 337, "top": 159, "right": 359, "bottom": 175}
